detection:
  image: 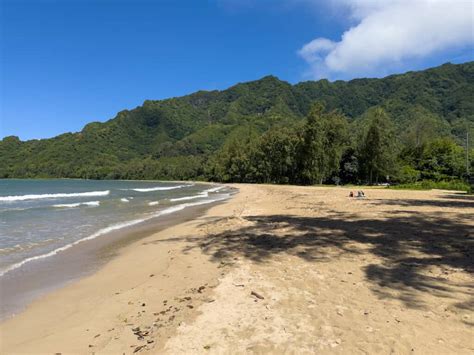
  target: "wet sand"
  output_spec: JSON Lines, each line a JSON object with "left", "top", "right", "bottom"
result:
{"left": 0, "top": 184, "right": 473, "bottom": 354}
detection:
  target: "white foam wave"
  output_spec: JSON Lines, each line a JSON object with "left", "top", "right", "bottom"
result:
{"left": 170, "top": 192, "right": 208, "bottom": 202}
{"left": 130, "top": 185, "right": 188, "bottom": 192}
{"left": 204, "top": 186, "right": 225, "bottom": 193}
{"left": 0, "top": 194, "right": 229, "bottom": 277}
{"left": 148, "top": 201, "right": 160, "bottom": 206}
{"left": 0, "top": 190, "right": 110, "bottom": 202}
{"left": 120, "top": 198, "right": 130, "bottom": 203}
{"left": 53, "top": 201, "right": 100, "bottom": 208}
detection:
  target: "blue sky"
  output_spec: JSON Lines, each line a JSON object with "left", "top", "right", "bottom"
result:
{"left": 1, "top": 0, "right": 473, "bottom": 140}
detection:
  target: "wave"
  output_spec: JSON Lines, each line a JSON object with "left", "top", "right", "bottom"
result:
{"left": 148, "top": 201, "right": 160, "bottom": 206}
{"left": 170, "top": 192, "right": 208, "bottom": 202}
{"left": 204, "top": 186, "right": 224, "bottom": 193}
{"left": 120, "top": 198, "right": 130, "bottom": 203}
{"left": 0, "top": 190, "right": 110, "bottom": 202}
{"left": 53, "top": 201, "right": 100, "bottom": 208}
{"left": 169, "top": 186, "right": 225, "bottom": 202}
{"left": 130, "top": 184, "right": 189, "bottom": 192}
{"left": 0, "top": 193, "right": 229, "bottom": 277}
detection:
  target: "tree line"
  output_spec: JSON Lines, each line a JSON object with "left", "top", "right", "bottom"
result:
{"left": 206, "top": 103, "right": 472, "bottom": 189}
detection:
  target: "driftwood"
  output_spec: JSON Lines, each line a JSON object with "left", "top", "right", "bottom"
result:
{"left": 251, "top": 291, "right": 264, "bottom": 300}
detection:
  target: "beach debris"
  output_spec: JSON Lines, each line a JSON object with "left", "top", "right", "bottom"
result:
{"left": 88, "top": 345, "right": 93, "bottom": 348}
{"left": 251, "top": 291, "right": 264, "bottom": 300}
{"left": 187, "top": 305, "right": 194, "bottom": 309}
{"left": 132, "top": 327, "right": 150, "bottom": 341}
{"left": 133, "top": 345, "right": 147, "bottom": 353}
{"left": 203, "top": 345, "right": 211, "bottom": 350}
{"left": 94, "top": 334, "right": 101, "bottom": 338}
{"left": 233, "top": 283, "right": 245, "bottom": 287}
{"left": 142, "top": 303, "right": 146, "bottom": 307}
{"left": 197, "top": 286, "right": 206, "bottom": 293}
{"left": 149, "top": 274, "right": 155, "bottom": 277}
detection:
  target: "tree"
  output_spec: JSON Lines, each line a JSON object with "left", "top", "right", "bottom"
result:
{"left": 253, "top": 127, "right": 300, "bottom": 184}
{"left": 339, "top": 148, "right": 359, "bottom": 184}
{"left": 299, "top": 103, "right": 348, "bottom": 185}
{"left": 399, "top": 110, "right": 450, "bottom": 167}
{"left": 205, "top": 126, "right": 259, "bottom": 182}
{"left": 358, "top": 107, "right": 397, "bottom": 184}
{"left": 419, "top": 138, "right": 465, "bottom": 181}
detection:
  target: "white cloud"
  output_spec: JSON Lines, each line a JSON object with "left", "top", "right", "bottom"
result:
{"left": 298, "top": 0, "right": 474, "bottom": 79}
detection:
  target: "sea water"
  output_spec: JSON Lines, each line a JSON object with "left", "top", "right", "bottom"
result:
{"left": 0, "top": 179, "right": 228, "bottom": 277}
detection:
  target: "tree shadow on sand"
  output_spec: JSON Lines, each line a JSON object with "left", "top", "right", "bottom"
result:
{"left": 368, "top": 197, "right": 474, "bottom": 209}
{"left": 180, "top": 211, "right": 473, "bottom": 309}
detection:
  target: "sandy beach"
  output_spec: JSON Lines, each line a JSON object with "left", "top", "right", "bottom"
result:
{"left": 1, "top": 184, "right": 473, "bottom": 354}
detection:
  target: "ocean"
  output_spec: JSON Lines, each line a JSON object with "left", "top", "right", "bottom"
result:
{"left": 0, "top": 179, "right": 231, "bottom": 318}
{"left": 0, "top": 179, "right": 229, "bottom": 278}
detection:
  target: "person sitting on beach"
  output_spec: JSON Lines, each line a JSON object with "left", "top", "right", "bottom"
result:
{"left": 357, "top": 191, "right": 365, "bottom": 198}
{"left": 349, "top": 191, "right": 354, "bottom": 197}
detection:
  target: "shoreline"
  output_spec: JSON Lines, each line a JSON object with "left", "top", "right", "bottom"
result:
{"left": 1, "top": 184, "right": 472, "bottom": 354}
{"left": 0, "top": 185, "right": 233, "bottom": 321}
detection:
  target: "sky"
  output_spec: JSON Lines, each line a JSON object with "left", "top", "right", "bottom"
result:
{"left": 1, "top": 0, "right": 473, "bottom": 140}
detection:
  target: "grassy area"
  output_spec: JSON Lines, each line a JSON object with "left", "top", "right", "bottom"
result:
{"left": 389, "top": 180, "right": 470, "bottom": 192}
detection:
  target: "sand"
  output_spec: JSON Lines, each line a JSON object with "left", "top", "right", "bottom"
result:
{"left": 0, "top": 184, "right": 473, "bottom": 354}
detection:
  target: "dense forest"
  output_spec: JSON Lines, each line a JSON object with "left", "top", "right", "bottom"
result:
{"left": 1, "top": 62, "right": 473, "bottom": 189}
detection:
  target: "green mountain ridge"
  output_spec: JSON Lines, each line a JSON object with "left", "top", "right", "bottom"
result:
{"left": 1, "top": 61, "right": 473, "bottom": 180}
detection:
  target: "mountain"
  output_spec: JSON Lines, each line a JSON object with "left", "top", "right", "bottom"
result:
{"left": 1, "top": 61, "right": 473, "bottom": 180}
